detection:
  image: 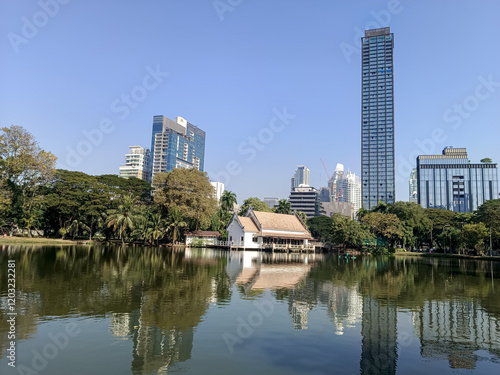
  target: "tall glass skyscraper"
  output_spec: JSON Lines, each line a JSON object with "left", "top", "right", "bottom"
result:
{"left": 291, "top": 165, "right": 310, "bottom": 188}
{"left": 361, "top": 27, "right": 395, "bottom": 209}
{"left": 417, "top": 147, "right": 498, "bottom": 212}
{"left": 150, "top": 115, "right": 205, "bottom": 181}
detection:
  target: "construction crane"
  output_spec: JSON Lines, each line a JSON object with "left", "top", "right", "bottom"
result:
{"left": 320, "top": 158, "right": 331, "bottom": 182}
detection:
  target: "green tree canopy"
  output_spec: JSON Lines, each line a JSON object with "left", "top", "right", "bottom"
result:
{"left": 153, "top": 169, "right": 217, "bottom": 230}
{"left": 480, "top": 157, "right": 493, "bottom": 164}
{"left": 238, "top": 197, "right": 272, "bottom": 215}
{"left": 0, "top": 125, "right": 57, "bottom": 232}
{"left": 274, "top": 199, "right": 291, "bottom": 214}
{"left": 220, "top": 190, "right": 237, "bottom": 213}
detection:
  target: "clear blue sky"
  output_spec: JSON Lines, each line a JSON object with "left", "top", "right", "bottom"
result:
{"left": 1, "top": 0, "right": 499, "bottom": 204}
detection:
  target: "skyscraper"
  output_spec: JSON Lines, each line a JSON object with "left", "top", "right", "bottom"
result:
{"left": 417, "top": 147, "right": 498, "bottom": 212}
{"left": 361, "top": 27, "right": 395, "bottom": 209}
{"left": 119, "top": 146, "right": 151, "bottom": 181}
{"left": 291, "top": 165, "right": 310, "bottom": 188}
{"left": 150, "top": 115, "right": 206, "bottom": 181}
{"left": 409, "top": 168, "right": 418, "bottom": 203}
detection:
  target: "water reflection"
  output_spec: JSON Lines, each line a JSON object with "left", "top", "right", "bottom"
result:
{"left": 0, "top": 246, "right": 499, "bottom": 374}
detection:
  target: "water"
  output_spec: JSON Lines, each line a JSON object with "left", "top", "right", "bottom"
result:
{"left": 0, "top": 245, "right": 500, "bottom": 374}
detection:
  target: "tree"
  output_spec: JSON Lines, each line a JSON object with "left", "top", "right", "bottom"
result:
{"left": 106, "top": 194, "right": 140, "bottom": 243}
{"left": 238, "top": 197, "right": 272, "bottom": 215}
{"left": 167, "top": 208, "right": 187, "bottom": 244}
{"left": 147, "top": 212, "right": 166, "bottom": 245}
{"left": 389, "top": 202, "right": 431, "bottom": 250}
{"left": 42, "top": 170, "right": 112, "bottom": 239}
{"left": 294, "top": 210, "right": 308, "bottom": 224}
{"left": 480, "top": 158, "right": 493, "bottom": 164}
{"left": 153, "top": 169, "right": 217, "bottom": 230}
{"left": 307, "top": 216, "right": 333, "bottom": 242}
{"left": 475, "top": 199, "right": 500, "bottom": 249}
{"left": 462, "top": 223, "right": 488, "bottom": 254}
{"left": 96, "top": 174, "right": 151, "bottom": 202}
{"left": 0, "top": 125, "right": 57, "bottom": 234}
{"left": 362, "top": 212, "right": 403, "bottom": 247}
{"left": 220, "top": 190, "right": 237, "bottom": 213}
{"left": 274, "top": 199, "right": 291, "bottom": 214}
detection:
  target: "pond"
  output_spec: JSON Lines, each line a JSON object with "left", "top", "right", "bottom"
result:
{"left": 0, "top": 245, "right": 500, "bottom": 374}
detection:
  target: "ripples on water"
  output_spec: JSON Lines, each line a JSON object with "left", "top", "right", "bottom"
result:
{"left": 0, "top": 245, "right": 499, "bottom": 374}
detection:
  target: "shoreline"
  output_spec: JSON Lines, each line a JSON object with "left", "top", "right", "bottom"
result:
{"left": 394, "top": 251, "right": 500, "bottom": 262}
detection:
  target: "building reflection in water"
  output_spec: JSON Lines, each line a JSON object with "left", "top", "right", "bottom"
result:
{"left": 359, "top": 297, "right": 398, "bottom": 375}
{"left": 413, "top": 299, "right": 500, "bottom": 369}
{"left": 319, "top": 283, "right": 363, "bottom": 335}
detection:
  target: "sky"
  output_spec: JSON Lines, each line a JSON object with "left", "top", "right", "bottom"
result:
{"left": 1, "top": 0, "right": 499, "bottom": 204}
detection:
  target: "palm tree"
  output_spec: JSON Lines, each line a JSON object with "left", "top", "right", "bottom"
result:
{"left": 274, "top": 199, "right": 291, "bottom": 214}
{"left": 220, "top": 191, "right": 237, "bottom": 213}
{"left": 167, "top": 208, "right": 187, "bottom": 244}
{"left": 147, "top": 212, "right": 166, "bottom": 246}
{"left": 106, "top": 194, "right": 140, "bottom": 244}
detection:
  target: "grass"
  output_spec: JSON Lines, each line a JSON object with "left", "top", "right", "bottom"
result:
{"left": 0, "top": 236, "right": 86, "bottom": 245}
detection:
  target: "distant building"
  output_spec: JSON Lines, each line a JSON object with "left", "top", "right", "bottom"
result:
{"left": 337, "top": 171, "right": 362, "bottom": 215}
{"left": 409, "top": 168, "right": 418, "bottom": 203}
{"left": 150, "top": 115, "right": 205, "bottom": 181}
{"left": 361, "top": 27, "right": 395, "bottom": 209}
{"left": 291, "top": 165, "right": 310, "bottom": 189}
{"left": 289, "top": 186, "right": 320, "bottom": 218}
{"left": 321, "top": 201, "right": 355, "bottom": 220}
{"left": 264, "top": 197, "right": 280, "bottom": 209}
{"left": 417, "top": 147, "right": 498, "bottom": 212}
{"left": 328, "top": 163, "right": 344, "bottom": 199}
{"left": 210, "top": 181, "right": 224, "bottom": 203}
{"left": 318, "top": 187, "right": 331, "bottom": 203}
{"left": 119, "top": 146, "right": 151, "bottom": 181}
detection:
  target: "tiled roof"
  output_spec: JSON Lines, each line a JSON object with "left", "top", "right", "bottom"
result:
{"left": 252, "top": 211, "right": 309, "bottom": 233}
{"left": 238, "top": 217, "right": 259, "bottom": 232}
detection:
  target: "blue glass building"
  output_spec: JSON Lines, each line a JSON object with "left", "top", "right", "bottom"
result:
{"left": 150, "top": 115, "right": 205, "bottom": 181}
{"left": 417, "top": 148, "right": 498, "bottom": 212}
{"left": 361, "top": 27, "right": 395, "bottom": 209}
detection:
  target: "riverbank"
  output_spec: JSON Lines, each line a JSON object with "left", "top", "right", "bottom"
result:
{"left": 394, "top": 251, "right": 500, "bottom": 262}
{"left": 0, "top": 237, "right": 87, "bottom": 245}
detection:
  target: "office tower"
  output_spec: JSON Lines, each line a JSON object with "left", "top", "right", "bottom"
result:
{"left": 150, "top": 115, "right": 206, "bottom": 181}
{"left": 417, "top": 147, "right": 498, "bottom": 212}
{"left": 210, "top": 181, "right": 224, "bottom": 203}
{"left": 361, "top": 27, "right": 395, "bottom": 209}
{"left": 289, "top": 186, "right": 320, "bottom": 218}
{"left": 409, "top": 168, "right": 418, "bottom": 203}
{"left": 291, "top": 165, "right": 310, "bottom": 189}
{"left": 119, "top": 146, "right": 151, "bottom": 181}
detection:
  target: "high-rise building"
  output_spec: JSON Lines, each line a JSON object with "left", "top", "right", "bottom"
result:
{"left": 210, "top": 181, "right": 224, "bottom": 203}
{"left": 119, "top": 146, "right": 151, "bottom": 181}
{"left": 150, "top": 115, "right": 206, "bottom": 181}
{"left": 291, "top": 165, "right": 310, "bottom": 189}
{"left": 337, "top": 171, "right": 362, "bottom": 215}
{"left": 328, "top": 163, "right": 344, "bottom": 199}
{"left": 409, "top": 168, "right": 418, "bottom": 203}
{"left": 361, "top": 27, "right": 395, "bottom": 209}
{"left": 289, "top": 186, "right": 320, "bottom": 218}
{"left": 417, "top": 147, "right": 498, "bottom": 212}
